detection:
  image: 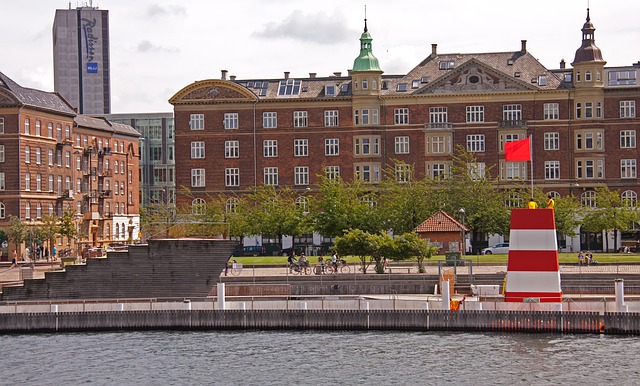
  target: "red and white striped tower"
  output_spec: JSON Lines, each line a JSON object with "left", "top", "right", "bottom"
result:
{"left": 504, "top": 208, "right": 562, "bottom": 302}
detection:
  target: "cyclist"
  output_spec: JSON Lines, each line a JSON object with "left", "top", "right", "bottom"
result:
{"left": 299, "top": 253, "right": 308, "bottom": 268}
{"left": 287, "top": 253, "right": 298, "bottom": 272}
{"left": 318, "top": 254, "right": 325, "bottom": 273}
{"left": 331, "top": 252, "right": 338, "bottom": 273}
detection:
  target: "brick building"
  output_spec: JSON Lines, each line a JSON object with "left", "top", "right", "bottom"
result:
{"left": 170, "top": 10, "right": 639, "bottom": 250}
{"left": 0, "top": 72, "right": 140, "bottom": 257}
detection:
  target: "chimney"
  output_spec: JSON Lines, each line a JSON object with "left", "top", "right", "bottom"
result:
{"left": 333, "top": 72, "right": 342, "bottom": 77}
{"left": 431, "top": 44, "right": 437, "bottom": 56}
{"left": 560, "top": 59, "right": 566, "bottom": 69}
{"left": 230, "top": 75, "right": 236, "bottom": 81}
{"left": 521, "top": 40, "right": 527, "bottom": 53}
{"left": 221, "top": 70, "right": 228, "bottom": 80}
{"left": 284, "top": 71, "right": 290, "bottom": 79}
{"left": 309, "top": 73, "right": 317, "bottom": 78}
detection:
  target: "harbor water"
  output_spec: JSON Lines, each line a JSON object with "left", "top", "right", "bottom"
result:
{"left": 1, "top": 331, "right": 639, "bottom": 385}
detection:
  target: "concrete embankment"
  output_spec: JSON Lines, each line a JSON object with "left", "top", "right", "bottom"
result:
{"left": 0, "top": 309, "right": 638, "bottom": 335}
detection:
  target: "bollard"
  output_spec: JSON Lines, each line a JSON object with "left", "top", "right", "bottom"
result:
{"left": 50, "top": 304, "right": 58, "bottom": 313}
{"left": 117, "top": 303, "right": 124, "bottom": 312}
{"left": 183, "top": 299, "right": 192, "bottom": 311}
{"left": 442, "top": 281, "right": 451, "bottom": 310}
{"left": 217, "top": 282, "right": 226, "bottom": 310}
{"left": 615, "top": 279, "right": 627, "bottom": 312}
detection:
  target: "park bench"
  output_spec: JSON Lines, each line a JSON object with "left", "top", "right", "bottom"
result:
{"left": 386, "top": 267, "right": 411, "bottom": 274}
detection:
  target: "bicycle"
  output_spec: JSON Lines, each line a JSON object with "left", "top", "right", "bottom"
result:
{"left": 289, "top": 262, "right": 311, "bottom": 275}
{"left": 231, "top": 262, "right": 243, "bottom": 276}
{"left": 325, "top": 259, "right": 350, "bottom": 274}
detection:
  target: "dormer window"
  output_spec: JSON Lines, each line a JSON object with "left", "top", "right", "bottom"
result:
{"left": 412, "top": 80, "right": 420, "bottom": 88}
{"left": 564, "top": 73, "right": 573, "bottom": 83}
{"left": 325, "top": 85, "right": 336, "bottom": 96}
{"left": 439, "top": 61, "right": 454, "bottom": 70}
{"left": 278, "top": 79, "right": 301, "bottom": 96}
{"left": 538, "top": 76, "right": 547, "bottom": 86}
{"left": 421, "top": 77, "right": 430, "bottom": 83}
{"left": 397, "top": 83, "right": 408, "bottom": 92}
{"left": 340, "top": 83, "right": 349, "bottom": 93}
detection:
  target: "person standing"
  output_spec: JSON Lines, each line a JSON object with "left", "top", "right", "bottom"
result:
{"left": 52, "top": 246, "right": 57, "bottom": 260}
{"left": 331, "top": 252, "right": 338, "bottom": 273}
{"left": 546, "top": 195, "right": 555, "bottom": 209}
{"left": 527, "top": 198, "right": 537, "bottom": 209}
{"left": 11, "top": 250, "right": 17, "bottom": 268}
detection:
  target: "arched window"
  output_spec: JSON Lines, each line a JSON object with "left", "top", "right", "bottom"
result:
{"left": 192, "top": 198, "right": 206, "bottom": 215}
{"left": 295, "top": 196, "right": 308, "bottom": 212}
{"left": 0, "top": 202, "right": 5, "bottom": 219}
{"left": 622, "top": 190, "right": 637, "bottom": 208}
{"left": 115, "top": 223, "right": 120, "bottom": 238}
{"left": 225, "top": 197, "right": 239, "bottom": 213}
{"left": 581, "top": 191, "right": 597, "bottom": 208}
{"left": 547, "top": 191, "right": 560, "bottom": 199}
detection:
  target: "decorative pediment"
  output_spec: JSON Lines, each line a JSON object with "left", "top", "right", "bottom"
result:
{"left": 169, "top": 79, "right": 258, "bottom": 105}
{"left": 417, "top": 59, "right": 537, "bottom": 94}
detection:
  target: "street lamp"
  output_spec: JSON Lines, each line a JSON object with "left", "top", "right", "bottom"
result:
{"left": 458, "top": 208, "right": 466, "bottom": 256}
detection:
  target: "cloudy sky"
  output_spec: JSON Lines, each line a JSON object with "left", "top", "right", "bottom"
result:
{"left": 1, "top": 0, "right": 639, "bottom": 113}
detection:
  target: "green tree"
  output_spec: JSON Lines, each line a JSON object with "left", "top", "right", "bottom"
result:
{"left": 6, "top": 216, "right": 29, "bottom": 259}
{"left": 391, "top": 232, "right": 437, "bottom": 273}
{"left": 334, "top": 228, "right": 376, "bottom": 273}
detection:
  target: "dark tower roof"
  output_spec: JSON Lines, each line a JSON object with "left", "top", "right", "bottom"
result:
{"left": 572, "top": 8, "right": 605, "bottom": 65}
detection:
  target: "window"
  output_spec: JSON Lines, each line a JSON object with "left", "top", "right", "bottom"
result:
{"left": 354, "top": 136, "right": 380, "bottom": 156}
{"left": 225, "top": 140, "right": 239, "bottom": 158}
{"left": 621, "top": 159, "right": 637, "bottom": 179}
{"left": 395, "top": 136, "right": 410, "bottom": 154}
{"left": 0, "top": 145, "right": 3, "bottom": 162}
{"left": 225, "top": 168, "right": 239, "bottom": 186}
{"left": 56, "top": 149, "right": 62, "bottom": 166}
{"left": 596, "top": 102, "right": 602, "bottom": 118}
{"left": 499, "top": 132, "right": 525, "bottom": 152}
{"left": 622, "top": 190, "right": 637, "bottom": 208}
{"left": 620, "top": 130, "right": 636, "bottom": 148}
{"left": 0, "top": 172, "right": 4, "bottom": 191}
{"left": 35, "top": 148, "right": 41, "bottom": 164}
{"left": 263, "top": 140, "right": 278, "bottom": 157}
{"left": 36, "top": 174, "right": 42, "bottom": 191}
{"left": 35, "top": 120, "right": 41, "bottom": 136}
{"left": 277, "top": 79, "right": 301, "bottom": 96}
{"left": 361, "top": 109, "right": 369, "bottom": 125}
{"left": 191, "top": 198, "right": 205, "bottom": 215}
{"left": 295, "top": 197, "right": 308, "bottom": 212}
{"left": 354, "top": 163, "right": 381, "bottom": 183}
{"left": 48, "top": 149, "right": 54, "bottom": 166}
{"left": 395, "top": 163, "right": 411, "bottom": 182}
{"left": 466, "top": 106, "right": 484, "bottom": 123}
{"left": 500, "top": 161, "right": 527, "bottom": 180}
{"left": 294, "top": 139, "right": 308, "bottom": 157}
{"left": 293, "top": 111, "right": 308, "bottom": 128}
{"left": 0, "top": 118, "right": 3, "bottom": 134}
{"left": 608, "top": 70, "right": 636, "bottom": 86}
{"left": 429, "top": 107, "right": 448, "bottom": 124}
{"left": 263, "top": 112, "right": 277, "bottom": 128}
{"left": 191, "top": 141, "right": 205, "bottom": 158}
{"left": 24, "top": 118, "right": 30, "bottom": 135}
{"left": 190, "top": 114, "right": 204, "bottom": 130}
{"left": 503, "top": 104, "right": 522, "bottom": 121}
{"left": 264, "top": 167, "right": 278, "bottom": 185}
{"left": 191, "top": 169, "right": 205, "bottom": 187}
{"left": 576, "top": 158, "right": 604, "bottom": 179}
{"left": 467, "top": 162, "right": 486, "bottom": 180}
{"left": 544, "top": 132, "right": 560, "bottom": 150}
{"left": 585, "top": 71, "right": 592, "bottom": 81}
{"left": 355, "top": 109, "right": 378, "bottom": 125}
{"left": 0, "top": 202, "right": 4, "bottom": 219}
{"left": 324, "top": 110, "right": 339, "bottom": 127}
{"left": 25, "top": 146, "right": 30, "bottom": 163}
{"left": 48, "top": 175, "right": 54, "bottom": 192}
{"left": 543, "top": 103, "right": 559, "bottom": 120}
{"left": 25, "top": 202, "right": 31, "bottom": 219}
{"left": 294, "top": 166, "right": 309, "bottom": 185}
{"left": 538, "top": 75, "right": 548, "bottom": 86}
{"left": 25, "top": 173, "right": 30, "bottom": 190}
{"left": 324, "top": 166, "right": 340, "bottom": 180}
{"left": 576, "top": 130, "right": 604, "bottom": 150}
{"left": 114, "top": 161, "right": 119, "bottom": 174}
{"left": 466, "top": 134, "right": 485, "bottom": 153}
{"left": 425, "top": 134, "right": 451, "bottom": 154}
{"left": 426, "top": 162, "right": 450, "bottom": 180}
{"left": 325, "top": 85, "right": 336, "bottom": 96}
{"left": 439, "top": 60, "right": 454, "bottom": 69}
{"left": 226, "top": 198, "right": 239, "bottom": 213}
{"left": 224, "top": 113, "right": 238, "bottom": 129}
{"left": 545, "top": 161, "right": 561, "bottom": 180}
{"left": 65, "top": 151, "right": 70, "bottom": 167}
{"left": 396, "top": 83, "right": 408, "bottom": 92}
{"left": 620, "top": 101, "right": 636, "bottom": 118}
{"left": 394, "top": 108, "right": 409, "bottom": 125}
{"left": 325, "top": 138, "right": 339, "bottom": 156}
{"left": 48, "top": 123, "right": 53, "bottom": 138}
{"left": 576, "top": 102, "right": 582, "bottom": 119}
{"left": 585, "top": 102, "right": 593, "bottom": 118}
{"left": 362, "top": 79, "right": 368, "bottom": 89}
{"left": 581, "top": 191, "right": 597, "bottom": 207}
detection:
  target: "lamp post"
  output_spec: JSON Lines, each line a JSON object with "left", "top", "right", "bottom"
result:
{"left": 458, "top": 208, "right": 466, "bottom": 257}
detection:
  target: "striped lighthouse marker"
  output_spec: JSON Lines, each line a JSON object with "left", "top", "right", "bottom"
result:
{"left": 504, "top": 208, "right": 562, "bottom": 302}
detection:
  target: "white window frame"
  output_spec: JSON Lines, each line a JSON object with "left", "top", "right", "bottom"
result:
{"left": 263, "top": 140, "right": 278, "bottom": 157}
{"left": 620, "top": 130, "right": 636, "bottom": 149}
{"left": 0, "top": 145, "right": 4, "bottom": 163}
{"left": 224, "top": 113, "right": 238, "bottom": 129}
{"left": 325, "top": 138, "right": 339, "bottom": 156}
{"left": 191, "top": 169, "right": 205, "bottom": 187}
{"left": 264, "top": 167, "right": 278, "bottom": 185}
{"left": 324, "top": 166, "right": 340, "bottom": 180}
{"left": 426, "top": 162, "right": 450, "bottom": 180}
{"left": 394, "top": 136, "right": 410, "bottom": 154}
{"left": 620, "top": 101, "right": 636, "bottom": 118}
{"left": 466, "top": 106, "right": 484, "bottom": 123}
{"left": 500, "top": 161, "right": 527, "bottom": 181}
{"left": 354, "top": 136, "right": 380, "bottom": 156}
{"left": 190, "top": 114, "right": 204, "bottom": 130}
{"left": 395, "top": 163, "right": 412, "bottom": 182}
{"left": 576, "top": 158, "right": 604, "bottom": 179}
{"left": 545, "top": 161, "right": 561, "bottom": 180}
{"left": 263, "top": 112, "right": 277, "bottom": 128}
{"left": 0, "top": 172, "right": 5, "bottom": 191}
{"left": 324, "top": 110, "right": 339, "bottom": 127}
{"left": 544, "top": 132, "right": 560, "bottom": 150}
{"left": 354, "top": 163, "right": 381, "bottom": 183}
{"left": 225, "top": 168, "right": 240, "bottom": 186}
{"left": 293, "top": 111, "right": 308, "bottom": 128}
{"left": 543, "top": 103, "right": 559, "bottom": 120}
{"left": 294, "top": 166, "right": 309, "bottom": 186}
{"left": 466, "top": 134, "right": 485, "bottom": 153}
{"left": 576, "top": 130, "right": 604, "bottom": 151}
{"left": 503, "top": 104, "right": 522, "bottom": 121}
{"left": 621, "top": 159, "right": 637, "bottom": 179}
{"left": 191, "top": 141, "right": 205, "bottom": 159}
{"left": 294, "top": 139, "right": 308, "bottom": 157}
{"left": 225, "top": 140, "right": 239, "bottom": 158}
{"left": 429, "top": 107, "right": 448, "bottom": 124}
{"left": 394, "top": 108, "right": 409, "bottom": 125}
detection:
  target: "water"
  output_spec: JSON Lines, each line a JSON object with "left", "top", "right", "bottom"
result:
{"left": 1, "top": 331, "right": 639, "bottom": 385}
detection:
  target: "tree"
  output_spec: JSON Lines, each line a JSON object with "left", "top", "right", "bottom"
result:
{"left": 334, "top": 228, "right": 376, "bottom": 273}
{"left": 5, "top": 216, "right": 29, "bottom": 259}
{"left": 581, "top": 186, "right": 640, "bottom": 252}
{"left": 391, "top": 232, "right": 437, "bottom": 273}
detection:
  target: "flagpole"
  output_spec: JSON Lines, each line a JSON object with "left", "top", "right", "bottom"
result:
{"left": 529, "top": 134, "right": 534, "bottom": 198}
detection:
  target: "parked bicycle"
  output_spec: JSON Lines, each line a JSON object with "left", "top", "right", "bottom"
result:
{"left": 289, "top": 261, "right": 311, "bottom": 275}
{"left": 325, "top": 259, "right": 350, "bottom": 274}
{"left": 230, "top": 261, "right": 243, "bottom": 276}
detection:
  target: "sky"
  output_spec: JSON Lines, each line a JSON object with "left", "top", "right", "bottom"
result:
{"left": 1, "top": 0, "right": 639, "bottom": 114}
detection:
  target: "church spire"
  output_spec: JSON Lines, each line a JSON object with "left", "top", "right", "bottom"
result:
{"left": 352, "top": 15, "right": 382, "bottom": 72}
{"left": 572, "top": 8, "right": 604, "bottom": 65}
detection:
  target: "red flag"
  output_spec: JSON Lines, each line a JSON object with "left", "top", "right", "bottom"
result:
{"left": 504, "top": 137, "right": 531, "bottom": 161}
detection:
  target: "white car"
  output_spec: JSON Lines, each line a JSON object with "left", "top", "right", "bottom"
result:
{"left": 482, "top": 243, "right": 510, "bottom": 255}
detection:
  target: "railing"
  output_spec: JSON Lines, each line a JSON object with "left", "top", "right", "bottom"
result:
{"left": 499, "top": 120, "right": 528, "bottom": 128}
{"left": 424, "top": 122, "right": 453, "bottom": 130}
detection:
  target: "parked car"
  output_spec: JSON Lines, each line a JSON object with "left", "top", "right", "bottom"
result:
{"left": 482, "top": 243, "right": 510, "bottom": 255}
{"left": 232, "top": 245, "right": 266, "bottom": 257}
{"left": 280, "top": 246, "right": 305, "bottom": 256}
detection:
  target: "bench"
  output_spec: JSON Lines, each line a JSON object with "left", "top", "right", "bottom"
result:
{"left": 386, "top": 267, "right": 411, "bottom": 274}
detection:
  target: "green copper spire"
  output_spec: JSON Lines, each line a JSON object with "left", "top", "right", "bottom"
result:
{"left": 352, "top": 18, "right": 382, "bottom": 72}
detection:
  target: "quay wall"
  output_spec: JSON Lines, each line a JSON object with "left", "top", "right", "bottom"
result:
{"left": 0, "top": 309, "right": 638, "bottom": 334}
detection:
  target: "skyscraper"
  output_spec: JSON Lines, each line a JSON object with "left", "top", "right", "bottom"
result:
{"left": 53, "top": 4, "right": 110, "bottom": 115}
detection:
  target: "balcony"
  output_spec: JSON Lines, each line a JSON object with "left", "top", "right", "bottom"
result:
{"left": 98, "top": 147, "right": 112, "bottom": 157}
{"left": 423, "top": 122, "right": 453, "bottom": 130}
{"left": 499, "top": 120, "right": 528, "bottom": 128}
{"left": 101, "top": 169, "right": 113, "bottom": 177}
{"left": 99, "top": 190, "right": 112, "bottom": 199}
{"left": 59, "top": 189, "right": 74, "bottom": 201}
{"left": 103, "top": 211, "right": 113, "bottom": 218}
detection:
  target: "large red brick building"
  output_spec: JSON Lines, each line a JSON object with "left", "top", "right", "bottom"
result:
{"left": 171, "top": 10, "right": 639, "bottom": 250}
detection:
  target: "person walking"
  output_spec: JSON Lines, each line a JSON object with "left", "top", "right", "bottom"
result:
{"left": 546, "top": 194, "right": 555, "bottom": 209}
{"left": 10, "top": 250, "right": 17, "bottom": 268}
